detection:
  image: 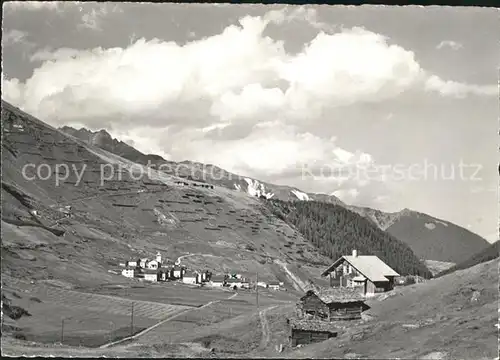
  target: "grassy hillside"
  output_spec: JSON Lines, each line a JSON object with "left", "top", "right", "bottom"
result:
{"left": 59, "top": 126, "right": 490, "bottom": 268}
{"left": 265, "top": 199, "right": 432, "bottom": 278}
{"left": 1, "top": 100, "right": 329, "bottom": 348}
{"left": 288, "top": 259, "right": 498, "bottom": 359}
{"left": 436, "top": 240, "right": 499, "bottom": 278}
{"left": 4, "top": 260, "right": 497, "bottom": 358}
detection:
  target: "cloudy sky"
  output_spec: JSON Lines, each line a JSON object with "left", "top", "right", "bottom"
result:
{"left": 2, "top": 2, "right": 498, "bottom": 242}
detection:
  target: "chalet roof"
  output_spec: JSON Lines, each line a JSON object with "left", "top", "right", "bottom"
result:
{"left": 321, "top": 255, "right": 400, "bottom": 282}
{"left": 184, "top": 271, "right": 197, "bottom": 277}
{"left": 211, "top": 276, "right": 226, "bottom": 282}
{"left": 288, "top": 318, "right": 339, "bottom": 333}
{"left": 226, "top": 278, "right": 242, "bottom": 283}
{"left": 302, "top": 288, "right": 365, "bottom": 304}
{"left": 268, "top": 281, "right": 280, "bottom": 286}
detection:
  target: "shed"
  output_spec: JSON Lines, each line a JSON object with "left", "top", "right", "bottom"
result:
{"left": 288, "top": 318, "right": 338, "bottom": 347}
{"left": 297, "top": 288, "right": 370, "bottom": 321}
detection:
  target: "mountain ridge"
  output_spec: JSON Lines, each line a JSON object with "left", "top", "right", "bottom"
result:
{"left": 58, "top": 125, "right": 491, "bottom": 264}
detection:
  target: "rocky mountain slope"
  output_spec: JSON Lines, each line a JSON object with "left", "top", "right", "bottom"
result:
{"left": 3, "top": 102, "right": 496, "bottom": 358}
{"left": 58, "top": 126, "right": 164, "bottom": 164}
{"left": 58, "top": 126, "right": 345, "bottom": 205}
{"left": 3, "top": 100, "right": 335, "bottom": 292}
{"left": 59, "top": 125, "right": 491, "bottom": 265}
{"left": 347, "top": 206, "right": 491, "bottom": 263}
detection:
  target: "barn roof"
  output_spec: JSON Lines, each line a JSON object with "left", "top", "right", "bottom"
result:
{"left": 302, "top": 288, "right": 365, "bottom": 304}
{"left": 289, "top": 318, "right": 338, "bottom": 333}
{"left": 321, "top": 255, "right": 400, "bottom": 282}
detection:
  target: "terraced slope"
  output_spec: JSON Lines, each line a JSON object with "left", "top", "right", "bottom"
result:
{"left": 59, "top": 125, "right": 491, "bottom": 266}
{"left": 2, "top": 99, "right": 331, "bottom": 290}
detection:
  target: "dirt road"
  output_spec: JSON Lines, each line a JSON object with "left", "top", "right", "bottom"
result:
{"left": 258, "top": 305, "right": 279, "bottom": 349}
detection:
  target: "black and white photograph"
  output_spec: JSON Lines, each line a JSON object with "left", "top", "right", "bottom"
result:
{"left": 1, "top": 1, "right": 498, "bottom": 358}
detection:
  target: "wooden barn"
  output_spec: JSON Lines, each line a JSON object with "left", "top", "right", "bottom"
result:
{"left": 321, "top": 250, "right": 400, "bottom": 297}
{"left": 288, "top": 318, "right": 338, "bottom": 347}
{"left": 297, "top": 288, "right": 370, "bottom": 321}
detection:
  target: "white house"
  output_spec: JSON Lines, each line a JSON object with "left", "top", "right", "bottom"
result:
{"left": 182, "top": 272, "right": 198, "bottom": 285}
{"left": 240, "top": 279, "right": 250, "bottom": 289}
{"left": 257, "top": 281, "right": 268, "bottom": 288}
{"left": 321, "top": 249, "right": 400, "bottom": 297}
{"left": 143, "top": 270, "right": 158, "bottom": 282}
{"left": 126, "top": 260, "right": 137, "bottom": 267}
{"left": 173, "top": 267, "right": 184, "bottom": 279}
{"left": 227, "top": 278, "right": 244, "bottom": 289}
{"left": 268, "top": 281, "right": 280, "bottom": 291}
{"left": 199, "top": 271, "right": 209, "bottom": 282}
{"left": 210, "top": 276, "right": 226, "bottom": 287}
{"left": 121, "top": 268, "right": 135, "bottom": 278}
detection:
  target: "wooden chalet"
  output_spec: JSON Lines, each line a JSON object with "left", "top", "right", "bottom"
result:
{"left": 297, "top": 288, "right": 370, "bottom": 321}
{"left": 288, "top": 318, "right": 338, "bottom": 347}
{"left": 321, "top": 250, "right": 400, "bottom": 296}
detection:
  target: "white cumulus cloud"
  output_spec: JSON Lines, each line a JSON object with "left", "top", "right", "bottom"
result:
{"left": 4, "top": 12, "right": 475, "bottom": 129}
{"left": 4, "top": 1, "right": 62, "bottom": 11}
{"left": 425, "top": 75, "right": 497, "bottom": 98}
{"left": 436, "top": 40, "right": 463, "bottom": 51}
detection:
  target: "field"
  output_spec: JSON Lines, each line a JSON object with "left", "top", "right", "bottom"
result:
{"left": 2, "top": 274, "right": 297, "bottom": 351}
{"left": 87, "top": 281, "right": 245, "bottom": 307}
{"left": 133, "top": 284, "right": 296, "bottom": 345}
{"left": 424, "top": 260, "right": 456, "bottom": 276}
{"left": 2, "top": 280, "right": 192, "bottom": 347}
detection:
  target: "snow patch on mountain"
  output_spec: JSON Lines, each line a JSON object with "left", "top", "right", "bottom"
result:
{"left": 291, "top": 189, "right": 310, "bottom": 201}
{"left": 243, "top": 178, "right": 275, "bottom": 199}
{"left": 435, "top": 220, "right": 449, "bottom": 227}
{"left": 425, "top": 223, "right": 436, "bottom": 230}
{"left": 234, "top": 183, "right": 242, "bottom": 191}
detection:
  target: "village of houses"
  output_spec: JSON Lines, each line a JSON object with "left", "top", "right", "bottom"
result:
{"left": 117, "top": 251, "right": 284, "bottom": 290}
{"left": 116, "top": 249, "right": 420, "bottom": 347}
